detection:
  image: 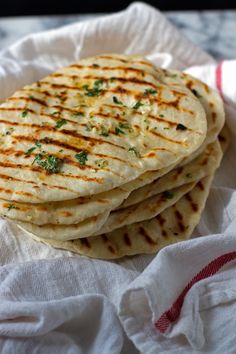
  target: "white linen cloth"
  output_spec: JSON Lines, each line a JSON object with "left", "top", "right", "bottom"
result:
{"left": 0, "top": 2, "right": 236, "bottom": 353}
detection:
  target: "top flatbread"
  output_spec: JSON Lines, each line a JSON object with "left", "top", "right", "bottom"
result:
{"left": 0, "top": 54, "right": 206, "bottom": 202}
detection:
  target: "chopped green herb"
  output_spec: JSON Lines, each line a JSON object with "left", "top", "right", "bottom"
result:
{"left": 29, "top": 95, "right": 35, "bottom": 99}
{"left": 162, "top": 191, "right": 174, "bottom": 199}
{"left": 114, "top": 122, "right": 132, "bottom": 135}
{"left": 95, "top": 159, "right": 109, "bottom": 168}
{"left": 163, "top": 127, "right": 170, "bottom": 130}
{"left": 94, "top": 80, "right": 103, "bottom": 89}
{"left": 170, "top": 74, "right": 178, "bottom": 78}
{"left": 159, "top": 114, "right": 165, "bottom": 118}
{"left": 92, "top": 63, "right": 100, "bottom": 68}
{"left": 99, "top": 126, "right": 109, "bottom": 137}
{"left": 144, "top": 88, "right": 157, "bottom": 96}
{"left": 83, "top": 80, "right": 104, "bottom": 97}
{"left": 115, "top": 126, "right": 125, "bottom": 135}
{"left": 133, "top": 101, "right": 144, "bottom": 110}
{"left": 35, "top": 141, "right": 42, "bottom": 148}
{"left": 113, "top": 96, "right": 123, "bottom": 105}
{"left": 7, "top": 204, "right": 17, "bottom": 211}
{"left": 118, "top": 122, "right": 133, "bottom": 132}
{"left": 72, "top": 112, "right": 84, "bottom": 117}
{"left": 51, "top": 111, "right": 60, "bottom": 116}
{"left": 25, "top": 146, "right": 36, "bottom": 155}
{"left": 176, "top": 123, "right": 187, "bottom": 131}
{"left": 75, "top": 151, "right": 88, "bottom": 165}
{"left": 32, "top": 154, "right": 63, "bottom": 174}
{"left": 59, "top": 149, "right": 64, "bottom": 153}
{"left": 21, "top": 110, "right": 28, "bottom": 118}
{"left": 55, "top": 119, "right": 67, "bottom": 129}
{"left": 191, "top": 89, "right": 202, "bottom": 98}
{"left": 186, "top": 173, "right": 192, "bottom": 178}
{"left": 110, "top": 77, "right": 116, "bottom": 82}
{"left": 128, "top": 147, "right": 140, "bottom": 157}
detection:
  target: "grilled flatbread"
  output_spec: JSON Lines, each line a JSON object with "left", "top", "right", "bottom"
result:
{"left": 162, "top": 69, "right": 225, "bottom": 166}
{"left": 0, "top": 54, "right": 207, "bottom": 203}
{"left": 26, "top": 175, "right": 213, "bottom": 259}
{"left": 13, "top": 138, "right": 222, "bottom": 240}
{"left": 118, "top": 139, "right": 222, "bottom": 209}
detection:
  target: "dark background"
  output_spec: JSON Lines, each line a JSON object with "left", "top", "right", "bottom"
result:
{"left": 1, "top": 0, "right": 236, "bottom": 16}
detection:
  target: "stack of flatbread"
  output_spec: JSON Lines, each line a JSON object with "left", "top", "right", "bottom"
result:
{"left": 0, "top": 54, "right": 228, "bottom": 259}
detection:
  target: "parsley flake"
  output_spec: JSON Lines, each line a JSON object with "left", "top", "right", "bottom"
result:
{"left": 115, "top": 126, "right": 125, "bottom": 135}
{"left": 176, "top": 123, "right": 187, "bottom": 131}
{"left": 144, "top": 88, "right": 157, "bottom": 96}
{"left": 113, "top": 96, "right": 123, "bottom": 105}
{"left": 133, "top": 101, "right": 144, "bottom": 110}
{"left": 25, "top": 147, "right": 36, "bottom": 155}
{"left": 186, "top": 173, "right": 192, "bottom": 178}
{"left": 21, "top": 110, "right": 29, "bottom": 118}
{"left": 7, "top": 204, "right": 17, "bottom": 211}
{"left": 83, "top": 80, "right": 104, "bottom": 97}
{"left": 32, "top": 154, "right": 63, "bottom": 174}
{"left": 75, "top": 151, "right": 88, "bottom": 165}
{"left": 55, "top": 119, "right": 67, "bottom": 129}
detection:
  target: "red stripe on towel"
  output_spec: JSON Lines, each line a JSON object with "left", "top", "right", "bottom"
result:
{"left": 155, "top": 251, "right": 236, "bottom": 333}
{"left": 215, "top": 60, "right": 224, "bottom": 98}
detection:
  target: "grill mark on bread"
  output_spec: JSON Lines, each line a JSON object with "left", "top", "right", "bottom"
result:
{"left": 107, "top": 245, "right": 115, "bottom": 254}
{"left": 0, "top": 147, "right": 123, "bottom": 178}
{"left": 174, "top": 166, "right": 183, "bottom": 179}
{"left": 0, "top": 160, "right": 104, "bottom": 183}
{"left": 0, "top": 119, "right": 127, "bottom": 151}
{"left": 69, "top": 64, "right": 152, "bottom": 77}
{"left": 139, "top": 226, "right": 157, "bottom": 245}
{"left": 0, "top": 172, "right": 75, "bottom": 192}
{"left": 123, "top": 233, "right": 132, "bottom": 247}
{"left": 197, "top": 181, "right": 205, "bottom": 191}
{"left": 0, "top": 187, "right": 36, "bottom": 199}
{"left": 175, "top": 209, "right": 186, "bottom": 232}
{"left": 80, "top": 238, "right": 91, "bottom": 248}
{"left": 8, "top": 91, "right": 200, "bottom": 134}
{"left": 12, "top": 135, "right": 137, "bottom": 170}
{"left": 49, "top": 73, "right": 160, "bottom": 90}
{"left": 185, "top": 193, "right": 198, "bottom": 212}
{"left": 102, "top": 234, "right": 108, "bottom": 243}
{"left": 149, "top": 130, "right": 188, "bottom": 146}
{"left": 95, "top": 55, "right": 154, "bottom": 68}
{"left": 7, "top": 96, "right": 128, "bottom": 125}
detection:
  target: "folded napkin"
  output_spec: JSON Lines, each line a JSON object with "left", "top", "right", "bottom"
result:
{"left": 0, "top": 2, "right": 236, "bottom": 353}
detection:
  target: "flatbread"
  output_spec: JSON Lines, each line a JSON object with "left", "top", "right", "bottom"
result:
{"left": 0, "top": 161, "right": 178, "bottom": 225}
{"left": 0, "top": 54, "right": 207, "bottom": 203}
{"left": 27, "top": 175, "right": 213, "bottom": 259}
{"left": 17, "top": 180, "right": 196, "bottom": 241}
{"left": 162, "top": 69, "right": 225, "bottom": 166}
{"left": 118, "top": 139, "right": 222, "bottom": 209}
